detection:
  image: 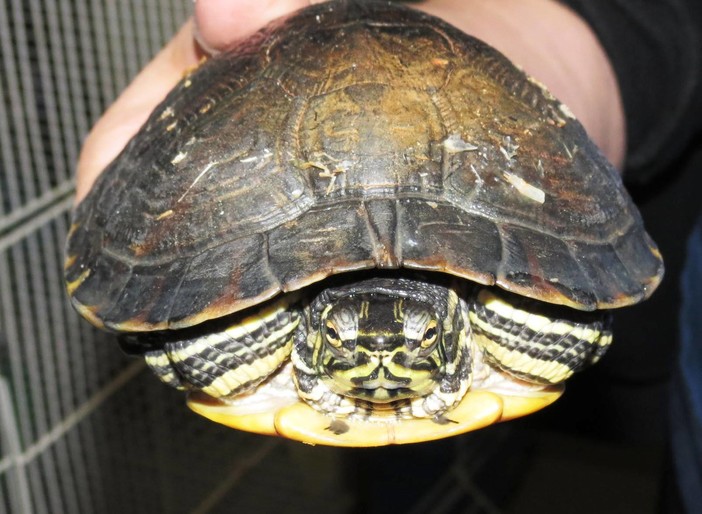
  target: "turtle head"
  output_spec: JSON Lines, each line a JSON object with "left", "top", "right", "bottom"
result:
{"left": 310, "top": 280, "right": 449, "bottom": 404}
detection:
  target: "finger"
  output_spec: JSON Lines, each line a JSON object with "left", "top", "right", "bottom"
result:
{"left": 75, "top": 1, "right": 314, "bottom": 205}
{"left": 75, "top": 20, "right": 201, "bottom": 203}
{"left": 193, "top": 0, "right": 313, "bottom": 53}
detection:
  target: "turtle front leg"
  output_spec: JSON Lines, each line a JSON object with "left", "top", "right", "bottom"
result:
{"left": 121, "top": 296, "right": 301, "bottom": 398}
{"left": 469, "top": 288, "right": 612, "bottom": 384}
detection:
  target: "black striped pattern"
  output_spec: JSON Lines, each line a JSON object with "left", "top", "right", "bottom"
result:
{"left": 143, "top": 298, "right": 300, "bottom": 397}
{"left": 470, "top": 289, "right": 611, "bottom": 384}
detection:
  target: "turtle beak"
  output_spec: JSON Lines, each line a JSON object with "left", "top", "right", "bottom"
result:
{"left": 352, "top": 359, "right": 411, "bottom": 389}
{"left": 348, "top": 357, "right": 413, "bottom": 401}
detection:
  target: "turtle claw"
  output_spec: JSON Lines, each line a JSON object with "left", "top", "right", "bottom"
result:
{"left": 325, "top": 419, "right": 350, "bottom": 435}
{"left": 432, "top": 414, "right": 459, "bottom": 425}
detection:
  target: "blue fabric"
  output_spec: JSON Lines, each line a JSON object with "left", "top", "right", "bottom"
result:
{"left": 672, "top": 218, "right": 702, "bottom": 512}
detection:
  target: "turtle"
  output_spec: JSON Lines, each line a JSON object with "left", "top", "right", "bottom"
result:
{"left": 65, "top": 0, "right": 663, "bottom": 446}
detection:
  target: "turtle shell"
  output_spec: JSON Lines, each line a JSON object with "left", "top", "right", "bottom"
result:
{"left": 65, "top": 0, "right": 663, "bottom": 333}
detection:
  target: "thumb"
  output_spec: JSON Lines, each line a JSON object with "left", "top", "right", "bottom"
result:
{"left": 193, "top": 0, "right": 314, "bottom": 53}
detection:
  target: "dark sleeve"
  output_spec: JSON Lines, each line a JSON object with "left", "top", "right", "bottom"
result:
{"left": 560, "top": 0, "right": 702, "bottom": 183}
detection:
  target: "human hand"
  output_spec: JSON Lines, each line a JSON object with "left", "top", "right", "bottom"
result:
{"left": 75, "top": 0, "right": 625, "bottom": 204}
{"left": 75, "top": 0, "right": 313, "bottom": 203}
{"left": 420, "top": 0, "right": 626, "bottom": 169}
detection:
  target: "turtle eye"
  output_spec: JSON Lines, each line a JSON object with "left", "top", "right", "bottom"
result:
{"left": 420, "top": 321, "right": 438, "bottom": 348}
{"left": 325, "top": 322, "right": 342, "bottom": 347}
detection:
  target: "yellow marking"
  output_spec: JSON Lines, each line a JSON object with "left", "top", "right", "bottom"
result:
{"left": 66, "top": 221, "right": 80, "bottom": 240}
{"left": 360, "top": 300, "right": 370, "bottom": 320}
{"left": 145, "top": 353, "right": 170, "bottom": 368}
{"left": 63, "top": 254, "right": 77, "bottom": 270}
{"left": 113, "top": 317, "right": 159, "bottom": 332}
{"left": 199, "top": 102, "right": 213, "bottom": 114}
{"left": 312, "top": 304, "right": 337, "bottom": 366}
{"left": 420, "top": 320, "right": 438, "bottom": 348}
{"left": 65, "top": 269, "right": 90, "bottom": 295}
{"left": 167, "top": 317, "right": 297, "bottom": 364}
{"left": 181, "top": 55, "right": 207, "bottom": 79}
{"left": 469, "top": 311, "right": 606, "bottom": 361}
{"left": 310, "top": 331, "right": 325, "bottom": 370}
{"left": 160, "top": 371, "right": 178, "bottom": 383}
{"left": 157, "top": 298, "right": 299, "bottom": 397}
{"left": 475, "top": 333, "right": 574, "bottom": 383}
{"left": 204, "top": 343, "right": 292, "bottom": 397}
{"left": 475, "top": 290, "right": 604, "bottom": 343}
{"left": 443, "top": 289, "right": 461, "bottom": 337}
{"left": 156, "top": 209, "right": 174, "bottom": 221}
{"left": 321, "top": 339, "right": 442, "bottom": 403}
{"left": 470, "top": 308, "right": 604, "bottom": 346}
{"left": 165, "top": 293, "right": 296, "bottom": 352}
{"left": 393, "top": 299, "right": 404, "bottom": 323}
{"left": 166, "top": 120, "right": 178, "bottom": 131}
{"left": 72, "top": 302, "right": 105, "bottom": 329}
{"left": 592, "top": 333, "right": 612, "bottom": 352}
{"left": 349, "top": 330, "right": 397, "bottom": 338}
{"left": 324, "top": 320, "right": 342, "bottom": 348}
{"left": 470, "top": 290, "right": 610, "bottom": 383}
{"left": 320, "top": 304, "right": 334, "bottom": 321}
{"left": 649, "top": 244, "right": 663, "bottom": 261}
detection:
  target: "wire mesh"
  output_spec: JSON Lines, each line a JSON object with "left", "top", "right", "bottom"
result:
{"left": 0, "top": 1, "right": 523, "bottom": 512}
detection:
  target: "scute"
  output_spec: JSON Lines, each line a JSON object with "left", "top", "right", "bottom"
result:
{"left": 65, "top": 0, "right": 663, "bottom": 332}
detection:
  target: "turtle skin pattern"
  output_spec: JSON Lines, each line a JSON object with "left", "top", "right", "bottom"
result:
{"left": 65, "top": 0, "right": 663, "bottom": 334}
